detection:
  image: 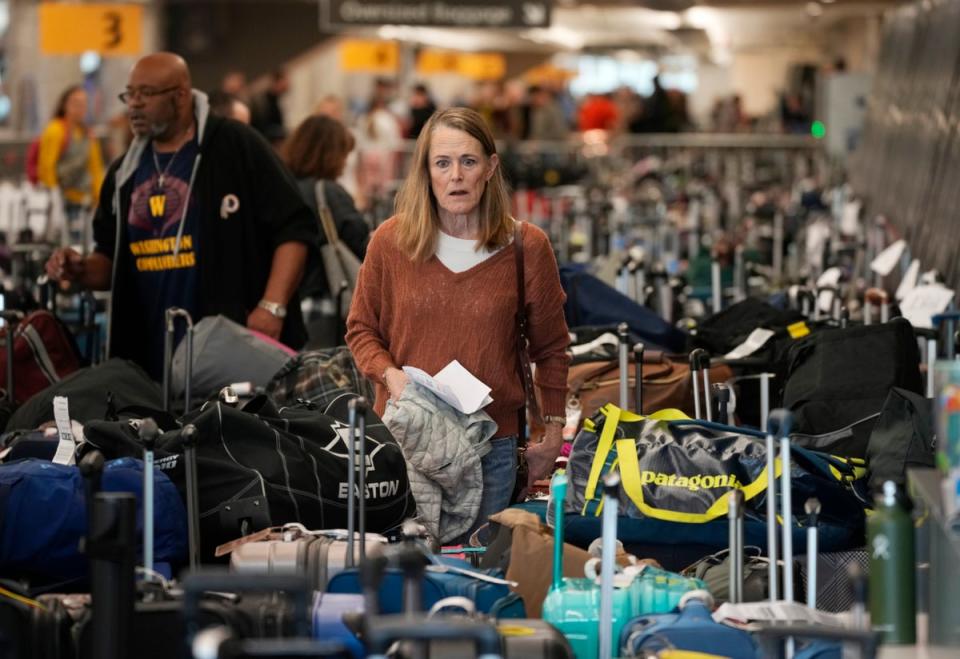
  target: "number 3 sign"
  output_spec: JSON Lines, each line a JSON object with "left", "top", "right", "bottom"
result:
{"left": 40, "top": 4, "right": 143, "bottom": 56}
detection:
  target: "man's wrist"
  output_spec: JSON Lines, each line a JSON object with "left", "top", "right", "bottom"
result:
{"left": 257, "top": 299, "right": 287, "bottom": 319}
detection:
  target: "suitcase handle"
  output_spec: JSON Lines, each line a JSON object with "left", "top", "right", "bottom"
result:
{"left": 428, "top": 596, "right": 477, "bottom": 617}
{"left": 365, "top": 614, "right": 503, "bottom": 658}
{"left": 162, "top": 307, "right": 193, "bottom": 414}
{"left": 181, "top": 572, "right": 313, "bottom": 641}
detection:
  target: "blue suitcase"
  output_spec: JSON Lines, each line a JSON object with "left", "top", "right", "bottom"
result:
{"left": 311, "top": 592, "right": 365, "bottom": 659}
{"left": 326, "top": 553, "right": 525, "bottom": 617}
{"left": 618, "top": 593, "right": 758, "bottom": 659}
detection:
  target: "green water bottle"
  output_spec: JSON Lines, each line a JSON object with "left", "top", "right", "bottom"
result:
{"left": 868, "top": 480, "right": 916, "bottom": 644}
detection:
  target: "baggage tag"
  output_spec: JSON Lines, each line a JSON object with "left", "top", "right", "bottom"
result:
{"left": 52, "top": 396, "right": 77, "bottom": 465}
{"left": 213, "top": 526, "right": 285, "bottom": 557}
{"left": 724, "top": 328, "right": 775, "bottom": 360}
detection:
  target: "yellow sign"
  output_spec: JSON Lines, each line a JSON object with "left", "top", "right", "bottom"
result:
{"left": 416, "top": 50, "right": 461, "bottom": 75}
{"left": 416, "top": 50, "right": 505, "bottom": 80}
{"left": 39, "top": 4, "right": 143, "bottom": 56}
{"left": 458, "top": 53, "right": 506, "bottom": 80}
{"left": 340, "top": 40, "right": 399, "bottom": 74}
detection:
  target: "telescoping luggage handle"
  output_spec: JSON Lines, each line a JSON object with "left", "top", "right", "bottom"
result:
{"left": 765, "top": 409, "right": 793, "bottom": 604}
{"left": 182, "top": 423, "right": 202, "bottom": 571}
{"left": 633, "top": 342, "right": 645, "bottom": 415}
{"left": 727, "top": 489, "right": 744, "bottom": 604}
{"left": 598, "top": 471, "right": 621, "bottom": 659}
{"left": 933, "top": 310, "right": 960, "bottom": 360}
{"left": 0, "top": 309, "right": 24, "bottom": 401}
{"left": 346, "top": 396, "right": 368, "bottom": 568}
{"left": 139, "top": 418, "right": 160, "bottom": 579}
{"left": 162, "top": 306, "right": 193, "bottom": 414}
{"left": 550, "top": 471, "right": 569, "bottom": 593}
{"left": 805, "top": 497, "right": 821, "bottom": 609}
{"left": 87, "top": 491, "right": 137, "bottom": 659}
{"left": 863, "top": 288, "right": 890, "bottom": 325}
{"left": 689, "top": 349, "right": 712, "bottom": 421}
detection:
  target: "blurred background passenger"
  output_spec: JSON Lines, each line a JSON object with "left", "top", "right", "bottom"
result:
{"left": 285, "top": 114, "right": 369, "bottom": 301}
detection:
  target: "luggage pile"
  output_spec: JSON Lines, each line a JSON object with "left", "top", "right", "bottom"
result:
{"left": 0, "top": 141, "right": 942, "bottom": 659}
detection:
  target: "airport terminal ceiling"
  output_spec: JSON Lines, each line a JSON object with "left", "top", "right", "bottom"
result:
{"left": 0, "top": 0, "right": 900, "bottom": 135}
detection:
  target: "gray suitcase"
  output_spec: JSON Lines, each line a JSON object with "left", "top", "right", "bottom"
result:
{"left": 228, "top": 525, "right": 386, "bottom": 590}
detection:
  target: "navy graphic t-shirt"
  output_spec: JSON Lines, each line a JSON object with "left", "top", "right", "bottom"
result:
{"left": 127, "top": 140, "right": 201, "bottom": 381}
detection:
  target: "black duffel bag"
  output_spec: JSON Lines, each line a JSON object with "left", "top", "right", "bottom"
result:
{"left": 783, "top": 318, "right": 923, "bottom": 458}
{"left": 7, "top": 358, "right": 162, "bottom": 431}
{"left": 84, "top": 392, "right": 416, "bottom": 563}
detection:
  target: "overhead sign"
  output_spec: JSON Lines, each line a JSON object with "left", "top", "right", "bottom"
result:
{"left": 340, "top": 40, "right": 400, "bottom": 74}
{"left": 39, "top": 3, "right": 143, "bottom": 56}
{"left": 320, "top": 0, "right": 552, "bottom": 29}
{"left": 417, "top": 50, "right": 505, "bottom": 80}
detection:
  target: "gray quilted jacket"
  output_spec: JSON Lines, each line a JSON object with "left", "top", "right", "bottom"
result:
{"left": 383, "top": 384, "right": 498, "bottom": 542}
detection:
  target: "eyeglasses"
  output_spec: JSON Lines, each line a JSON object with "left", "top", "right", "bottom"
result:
{"left": 118, "top": 86, "right": 179, "bottom": 104}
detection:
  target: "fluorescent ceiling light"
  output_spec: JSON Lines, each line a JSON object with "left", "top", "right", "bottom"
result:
{"left": 376, "top": 25, "right": 489, "bottom": 51}
{"left": 523, "top": 26, "right": 585, "bottom": 50}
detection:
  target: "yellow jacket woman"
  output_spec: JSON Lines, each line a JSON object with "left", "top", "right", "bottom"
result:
{"left": 38, "top": 85, "right": 105, "bottom": 206}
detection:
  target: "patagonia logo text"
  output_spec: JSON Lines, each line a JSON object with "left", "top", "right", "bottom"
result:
{"left": 640, "top": 471, "right": 741, "bottom": 492}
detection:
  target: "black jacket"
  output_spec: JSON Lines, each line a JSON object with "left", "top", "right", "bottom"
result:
{"left": 93, "top": 91, "right": 317, "bottom": 371}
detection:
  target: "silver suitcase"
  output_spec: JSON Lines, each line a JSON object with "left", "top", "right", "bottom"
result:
{"left": 228, "top": 524, "right": 386, "bottom": 590}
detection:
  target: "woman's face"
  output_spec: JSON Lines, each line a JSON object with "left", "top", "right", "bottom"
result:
{"left": 64, "top": 90, "right": 88, "bottom": 124}
{"left": 428, "top": 125, "right": 498, "bottom": 220}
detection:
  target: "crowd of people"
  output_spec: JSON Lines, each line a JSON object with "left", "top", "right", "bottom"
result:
{"left": 41, "top": 52, "right": 572, "bottom": 504}
{"left": 24, "top": 47, "right": 825, "bottom": 540}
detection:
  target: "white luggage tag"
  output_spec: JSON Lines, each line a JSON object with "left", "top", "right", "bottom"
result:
{"left": 52, "top": 396, "right": 79, "bottom": 465}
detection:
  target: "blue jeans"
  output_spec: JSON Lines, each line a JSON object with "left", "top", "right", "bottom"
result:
{"left": 463, "top": 435, "right": 517, "bottom": 544}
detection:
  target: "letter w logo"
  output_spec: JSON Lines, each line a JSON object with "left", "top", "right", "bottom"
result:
{"left": 149, "top": 194, "right": 166, "bottom": 218}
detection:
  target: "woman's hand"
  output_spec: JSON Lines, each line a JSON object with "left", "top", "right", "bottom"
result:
{"left": 384, "top": 367, "right": 410, "bottom": 400}
{"left": 524, "top": 421, "right": 563, "bottom": 486}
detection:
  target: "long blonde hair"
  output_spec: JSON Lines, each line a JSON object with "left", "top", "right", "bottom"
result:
{"left": 393, "top": 107, "right": 512, "bottom": 263}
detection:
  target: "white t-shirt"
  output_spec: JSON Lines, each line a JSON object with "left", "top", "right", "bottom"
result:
{"left": 435, "top": 230, "right": 503, "bottom": 273}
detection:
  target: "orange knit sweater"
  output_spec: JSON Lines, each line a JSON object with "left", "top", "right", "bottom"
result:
{"left": 346, "top": 218, "right": 570, "bottom": 438}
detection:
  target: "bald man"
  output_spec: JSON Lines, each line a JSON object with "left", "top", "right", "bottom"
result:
{"left": 45, "top": 52, "right": 317, "bottom": 381}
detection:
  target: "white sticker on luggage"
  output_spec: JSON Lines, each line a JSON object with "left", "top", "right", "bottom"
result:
{"left": 52, "top": 396, "right": 76, "bottom": 465}
{"left": 724, "top": 328, "right": 775, "bottom": 360}
{"left": 900, "top": 284, "right": 955, "bottom": 329}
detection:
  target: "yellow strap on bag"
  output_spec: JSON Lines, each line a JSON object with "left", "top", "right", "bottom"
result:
{"left": 582, "top": 405, "right": 689, "bottom": 511}
{"left": 581, "top": 404, "right": 781, "bottom": 523}
{"left": 582, "top": 405, "right": 621, "bottom": 507}
{"left": 616, "top": 438, "right": 780, "bottom": 523}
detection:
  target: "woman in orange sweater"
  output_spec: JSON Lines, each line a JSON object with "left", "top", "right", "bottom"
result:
{"left": 346, "top": 107, "right": 570, "bottom": 529}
